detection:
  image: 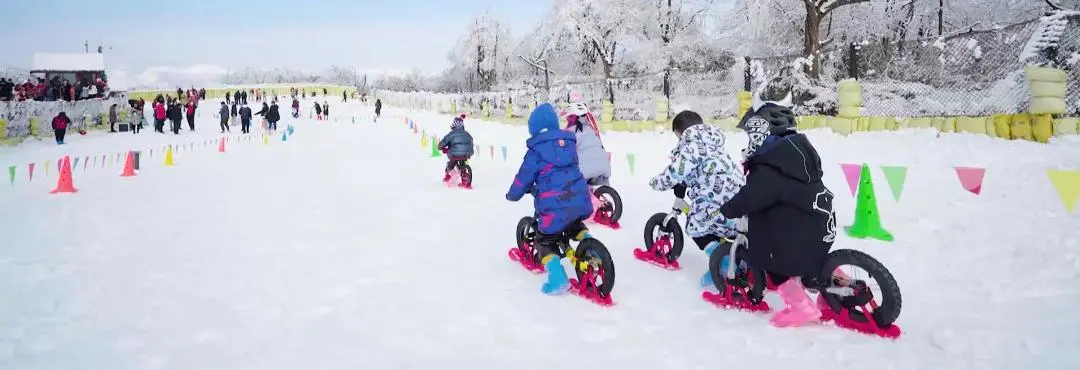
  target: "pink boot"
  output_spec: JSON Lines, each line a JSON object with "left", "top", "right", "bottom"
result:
{"left": 770, "top": 278, "right": 821, "bottom": 328}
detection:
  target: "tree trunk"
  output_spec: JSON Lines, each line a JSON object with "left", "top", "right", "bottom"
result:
{"left": 802, "top": 2, "right": 823, "bottom": 78}
{"left": 937, "top": 0, "right": 944, "bottom": 36}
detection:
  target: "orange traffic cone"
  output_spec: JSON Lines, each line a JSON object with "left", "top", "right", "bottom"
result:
{"left": 49, "top": 156, "right": 77, "bottom": 194}
{"left": 120, "top": 151, "right": 137, "bottom": 177}
{"left": 218, "top": 137, "right": 227, "bottom": 153}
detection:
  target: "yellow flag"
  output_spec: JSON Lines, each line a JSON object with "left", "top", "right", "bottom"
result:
{"left": 1047, "top": 170, "right": 1080, "bottom": 213}
{"left": 421, "top": 133, "right": 428, "bottom": 147}
{"left": 45, "top": 160, "right": 51, "bottom": 176}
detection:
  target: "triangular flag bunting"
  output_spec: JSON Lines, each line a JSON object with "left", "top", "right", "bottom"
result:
{"left": 626, "top": 153, "right": 636, "bottom": 176}
{"left": 879, "top": 166, "right": 908, "bottom": 201}
{"left": 73, "top": 156, "right": 80, "bottom": 170}
{"left": 28, "top": 163, "right": 35, "bottom": 183}
{"left": 839, "top": 163, "right": 862, "bottom": 196}
{"left": 45, "top": 159, "right": 51, "bottom": 177}
{"left": 1046, "top": 169, "right": 1080, "bottom": 213}
{"left": 83, "top": 156, "right": 89, "bottom": 170}
{"left": 8, "top": 165, "right": 14, "bottom": 186}
{"left": 954, "top": 166, "right": 986, "bottom": 195}
{"left": 490, "top": 145, "right": 494, "bottom": 159}
{"left": 501, "top": 146, "right": 507, "bottom": 160}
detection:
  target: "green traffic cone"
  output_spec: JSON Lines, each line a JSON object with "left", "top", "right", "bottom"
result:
{"left": 430, "top": 135, "right": 440, "bottom": 157}
{"left": 844, "top": 163, "right": 894, "bottom": 242}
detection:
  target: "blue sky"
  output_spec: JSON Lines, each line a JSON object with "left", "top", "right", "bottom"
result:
{"left": 0, "top": 0, "right": 549, "bottom": 85}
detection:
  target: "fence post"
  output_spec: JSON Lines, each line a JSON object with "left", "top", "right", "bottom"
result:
{"left": 847, "top": 42, "right": 860, "bottom": 79}
{"left": 737, "top": 56, "right": 753, "bottom": 116}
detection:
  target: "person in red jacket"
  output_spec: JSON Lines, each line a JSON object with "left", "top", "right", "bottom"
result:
{"left": 153, "top": 102, "right": 167, "bottom": 133}
{"left": 185, "top": 100, "right": 197, "bottom": 131}
{"left": 52, "top": 112, "right": 71, "bottom": 145}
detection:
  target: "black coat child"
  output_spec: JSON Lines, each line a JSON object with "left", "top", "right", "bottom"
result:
{"left": 718, "top": 132, "right": 836, "bottom": 278}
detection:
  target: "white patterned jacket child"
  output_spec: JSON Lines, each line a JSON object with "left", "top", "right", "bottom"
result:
{"left": 649, "top": 123, "right": 746, "bottom": 238}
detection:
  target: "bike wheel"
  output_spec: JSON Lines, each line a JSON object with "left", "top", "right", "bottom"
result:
{"left": 574, "top": 239, "right": 616, "bottom": 297}
{"left": 593, "top": 186, "right": 623, "bottom": 223}
{"left": 643, "top": 212, "right": 684, "bottom": 262}
{"left": 515, "top": 216, "right": 538, "bottom": 264}
{"left": 818, "top": 249, "right": 902, "bottom": 328}
{"left": 708, "top": 240, "right": 765, "bottom": 297}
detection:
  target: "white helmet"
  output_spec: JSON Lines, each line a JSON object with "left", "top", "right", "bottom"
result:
{"left": 566, "top": 101, "right": 589, "bottom": 117}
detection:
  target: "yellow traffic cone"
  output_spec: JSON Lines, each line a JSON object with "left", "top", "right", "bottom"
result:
{"left": 263, "top": 135, "right": 269, "bottom": 145}
{"left": 421, "top": 133, "right": 428, "bottom": 147}
{"left": 164, "top": 145, "right": 174, "bottom": 166}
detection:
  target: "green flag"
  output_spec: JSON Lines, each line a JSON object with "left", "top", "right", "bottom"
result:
{"left": 7, "top": 165, "right": 14, "bottom": 186}
{"left": 880, "top": 166, "right": 908, "bottom": 201}
{"left": 626, "top": 153, "right": 635, "bottom": 176}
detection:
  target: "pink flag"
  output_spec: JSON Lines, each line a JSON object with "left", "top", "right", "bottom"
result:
{"left": 27, "top": 163, "right": 35, "bottom": 183}
{"left": 954, "top": 166, "right": 986, "bottom": 195}
{"left": 839, "top": 163, "right": 863, "bottom": 196}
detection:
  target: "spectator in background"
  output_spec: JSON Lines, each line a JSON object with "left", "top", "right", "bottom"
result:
{"left": 322, "top": 101, "right": 329, "bottom": 119}
{"left": 153, "top": 101, "right": 166, "bottom": 133}
{"left": 218, "top": 102, "right": 230, "bottom": 133}
{"left": 239, "top": 103, "right": 252, "bottom": 134}
{"left": 167, "top": 101, "right": 182, "bottom": 134}
{"left": 109, "top": 104, "right": 118, "bottom": 132}
{"left": 185, "top": 99, "right": 198, "bottom": 131}
{"left": 226, "top": 91, "right": 232, "bottom": 104}
{"left": 52, "top": 111, "right": 70, "bottom": 145}
{"left": 230, "top": 101, "right": 238, "bottom": 126}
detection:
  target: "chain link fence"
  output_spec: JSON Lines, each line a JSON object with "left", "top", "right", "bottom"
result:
{"left": 393, "top": 13, "right": 1079, "bottom": 122}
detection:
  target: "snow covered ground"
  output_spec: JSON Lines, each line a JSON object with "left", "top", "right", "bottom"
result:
{"left": 2, "top": 99, "right": 1079, "bottom": 370}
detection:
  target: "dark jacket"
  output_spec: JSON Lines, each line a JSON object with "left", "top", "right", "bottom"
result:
{"left": 718, "top": 133, "right": 835, "bottom": 278}
{"left": 167, "top": 104, "right": 182, "bottom": 121}
{"left": 267, "top": 103, "right": 281, "bottom": 122}
{"left": 438, "top": 126, "right": 474, "bottom": 158}
{"left": 255, "top": 103, "right": 269, "bottom": 116}
{"left": 239, "top": 106, "right": 252, "bottom": 121}
{"left": 505, "top": 103, "right": 592, "bottom": 235}
{"left": 219, "top": 105, "right": 229, "bottom": 121}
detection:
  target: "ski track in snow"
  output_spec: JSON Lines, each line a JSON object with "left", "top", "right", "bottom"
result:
{"left": 1, "top": 99, "right": 1079, "bottom": 370}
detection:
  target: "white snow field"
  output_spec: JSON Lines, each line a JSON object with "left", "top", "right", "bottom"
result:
{"left": 2, "top": 99, "right": 1080, "bottom": 370}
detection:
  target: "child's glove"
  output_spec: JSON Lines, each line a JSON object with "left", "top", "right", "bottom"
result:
{"left": 672, "top": 198, "right": 690, "bottom": 214}
{"left": 441, "top": 147, "right": 447, "bottom": 154}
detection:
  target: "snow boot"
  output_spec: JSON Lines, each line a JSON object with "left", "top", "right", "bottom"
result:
{"left": 770, "top": 278, "right": 821, "bottom": 328}
{"left": 442, "top": 171, "right": 452, "bottom": 182}
{"left": 540, "top": 254, "right": 570, "bottom": 295}
{"left": 699, "top": 241, "right": 722, "bottom": 288}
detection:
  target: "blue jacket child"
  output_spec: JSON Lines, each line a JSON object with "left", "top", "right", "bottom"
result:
{"left": 505, "top": 103, "right": 594, "bottom": 295}
{"left": 438, "top": 115, "right": 475, "bottom": 182}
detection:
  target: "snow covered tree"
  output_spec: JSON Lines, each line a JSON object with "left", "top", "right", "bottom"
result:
{"left": 448, "top": 11, "right": 515, "bottom": 91}
{"left": 641, "top": 0, "right": 715, "bottom": 99}
{"left": 551, "top": 0, "right": 642, "bottom": 103}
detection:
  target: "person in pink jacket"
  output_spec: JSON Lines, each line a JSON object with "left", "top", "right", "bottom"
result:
{"left": 153, "top": 102, "right": 167, "bottom": 133}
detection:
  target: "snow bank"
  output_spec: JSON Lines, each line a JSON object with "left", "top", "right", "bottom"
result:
{"left": 1, "top": 99, "right": 125, "bottom": 138}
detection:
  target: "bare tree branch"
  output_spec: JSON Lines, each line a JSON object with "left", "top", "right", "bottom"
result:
{"left": 822, "top": 0, "right": 870, "bottom": 15}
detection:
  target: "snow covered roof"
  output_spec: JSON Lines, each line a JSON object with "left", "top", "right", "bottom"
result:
{"left": 30, "top": 53, "right": 106, "bottom": 72}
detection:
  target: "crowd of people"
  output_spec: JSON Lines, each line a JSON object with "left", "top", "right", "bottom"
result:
{"left": 40, "top": 86, "right": 360, "bottom": 145}
{"left": 0, "top": 76, "right": 110, "bottom": 102}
